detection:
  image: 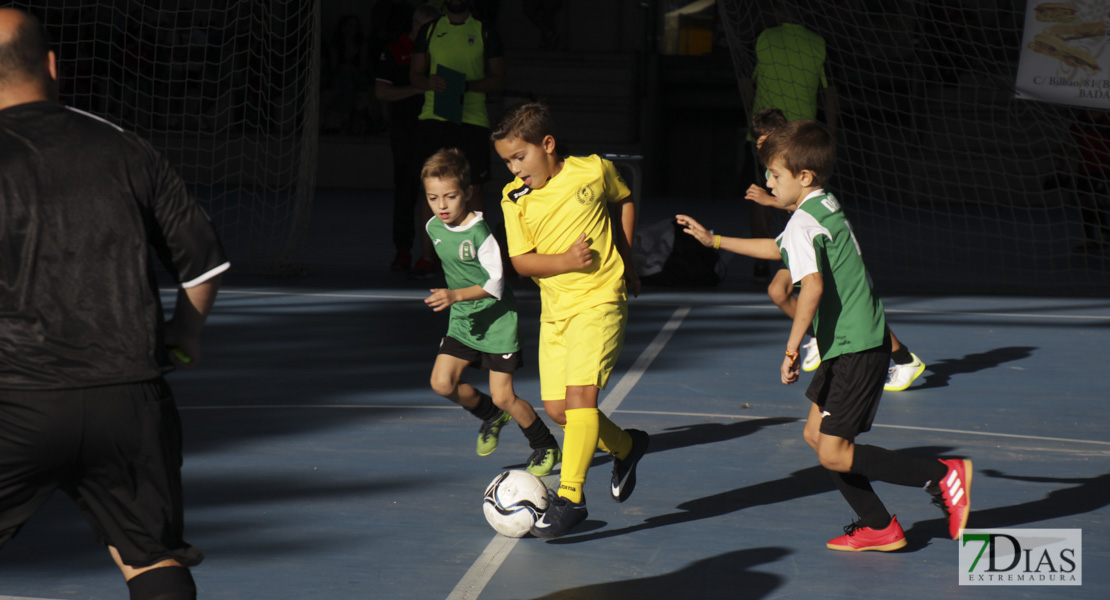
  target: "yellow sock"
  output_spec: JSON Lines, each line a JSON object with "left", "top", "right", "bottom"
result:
{"left": 596, "top": 412, "right": 632, "bottom": 458}
{"left": 558, "top": 408, "right": 599, "bottom": 504}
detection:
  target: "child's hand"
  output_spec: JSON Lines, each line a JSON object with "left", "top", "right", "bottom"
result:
{"left": 675, "top": 214, "right": 713, "bottom": 247}
{"left": 745, "top": 184, "right": 778, "bottom": 208}
{"left": 563, "top": 233, "right": 593, "bottom": 270}
{"left": 781, "top": 352, "right": 800, "bottom": 384}
{"left": 424, "top": 288, "right": 457, "bottom": 312}
{"left": 625, "top": 262, "right": 641, "bottom": 297}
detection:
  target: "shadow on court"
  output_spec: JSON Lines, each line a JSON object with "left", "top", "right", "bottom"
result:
{"left": 900, "top": 469, "right": 1110, "bottom": 552}
{"left": 549, "top": 445, "right": 954, "bottom": 546}
{"left": 527, "top": 547, "right": 790, "bottom": 600}
{"left": 914, "top": 346, "right": 1037, "bottom": 390}
{"left": 963, "top": 470, "right": 1110, "bottom": 529}
{"left": 501, "top": 417, "right": 798, "bottom": 472}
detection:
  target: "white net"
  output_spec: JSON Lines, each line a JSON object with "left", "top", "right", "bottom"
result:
{"left": 17, "top": 0, "right": 320, "bottom": 271}
{"left": 717, "top": 0, "right": 1110, "bottom": 295}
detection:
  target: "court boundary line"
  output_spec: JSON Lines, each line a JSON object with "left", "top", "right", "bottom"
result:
{"left": 444, "top": 306, "right": 690, "bottom": 600}
{"left": 177, "top": 405, "right": 1110, "bottom": 447}
{"left": 169, "top": 288, "right": 1110, "bottom": 321}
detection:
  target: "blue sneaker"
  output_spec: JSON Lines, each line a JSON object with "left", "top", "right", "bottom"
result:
{"left": 610, "top": 429, "right": 649, "bottom": 503}
{"left": 530, "top": 495, "right": 588, "bottom": 539}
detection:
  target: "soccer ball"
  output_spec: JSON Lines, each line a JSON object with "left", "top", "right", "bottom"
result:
{"left": 482, "top": 470, "right": 550, "bottom": 538}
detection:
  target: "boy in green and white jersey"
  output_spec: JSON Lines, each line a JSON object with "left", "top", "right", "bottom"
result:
{"left": 676, "top": 120, "right": 971, "bottom": 552}
{"left": 422, "top": 148, "right": 560, "bottom": 476}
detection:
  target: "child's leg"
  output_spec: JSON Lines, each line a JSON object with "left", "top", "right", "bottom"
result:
{"left": 489, "top": 371, "right": 559, "bottom": 448}
{"left": 489, "top": 371, "right": 560, "bottom": 474}
{"left": 429, "top": 353, "right": 490, "bottom": 415}
{"left": 488, "top": 371, "right": 536, "bottom": 428}
{"left": 889, "top": 329, "right": 916, "bottom": 365}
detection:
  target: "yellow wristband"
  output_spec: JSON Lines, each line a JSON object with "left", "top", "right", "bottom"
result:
{"left": 785, "top": 349, "right": 799, "bottom": 359}
{"left": 712, "top": 234, "right": 722, "bottom": 250}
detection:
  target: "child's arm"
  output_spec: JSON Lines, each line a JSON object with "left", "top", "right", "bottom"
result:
{"left": 783, "top": 272, "right": 821, "bottom": 384}
{"left": 510, "top": 233, "right": 592, "bottom": 278}
{"left": 675, "top": 214, "right": 781, "bottom": 260}
{"left": 611, "top": 196, "right": 640, "bottom": 297}
{"left": 425, "top": 285, "right": 491, "bottom": 312}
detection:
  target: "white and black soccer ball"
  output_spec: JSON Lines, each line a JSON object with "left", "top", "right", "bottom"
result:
{"left": 482, "top": 470, "right": 550, "bottom": 538}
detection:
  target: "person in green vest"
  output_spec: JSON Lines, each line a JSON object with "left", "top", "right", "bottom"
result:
{"left": 409, "top": 0, "right": 505, "bottom": 279}
{"left": 740, "top": 7, "right": 838, "bottom": 284}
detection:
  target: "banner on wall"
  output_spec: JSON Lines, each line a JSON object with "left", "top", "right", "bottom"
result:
{"left": 1016, "top": 1, "right": 1110, "bottom": 107}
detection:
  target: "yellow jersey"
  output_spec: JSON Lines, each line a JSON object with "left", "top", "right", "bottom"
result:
{"left": 501, "top": 155, "right": 632, "bottom": 322}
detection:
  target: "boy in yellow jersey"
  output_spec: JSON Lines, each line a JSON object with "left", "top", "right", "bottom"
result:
{"left": 492, "top": 102, "right": 649, "bottom": 539}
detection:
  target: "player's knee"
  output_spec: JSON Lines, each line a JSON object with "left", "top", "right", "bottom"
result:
{"left": 429, "top": 373, "right": 457, "bottom": 398}
{"left": 543, "top": 404, "right": 566, "bottom": 426}
{"left": 126, "top": 566, "right": 196, "bottom": 600}
{"left": 489, "top": 392, "right": 516, "bottom": 410}
{"left": 817, "top": 447, "right": 850, "bottom": 472}
{"left": 802, "top": 428, "right": 820, "bottom": 451}
{"left": 767, "top": 283, "right": 788, "bottom": 306}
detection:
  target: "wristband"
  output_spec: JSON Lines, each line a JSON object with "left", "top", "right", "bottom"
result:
{"left": 785, "top": 349, "right": 799, "bottom": 359}
{"left": 712, "top": 234, "right": 722, "bottom": 250}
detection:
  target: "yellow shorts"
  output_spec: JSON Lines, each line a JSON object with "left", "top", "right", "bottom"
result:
{"left": 538, "top": 301, "right": 627, "bottom": 401}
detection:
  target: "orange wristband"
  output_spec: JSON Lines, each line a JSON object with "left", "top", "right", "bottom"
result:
{"left": 785, "top": 350, "right": 799, "bottom": 359}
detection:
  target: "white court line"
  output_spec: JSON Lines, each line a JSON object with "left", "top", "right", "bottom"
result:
{"left": 444, "top": 306, "right": 690, "bottom": 600}
{"left": 176, "top": 404, "right": 1110, "bottom": 447}
{"left": 616, "top": 410, "right": 1110, "bottom": 447}
{"left": 160, "top": 288, "right": 1110, "bottom": 321}
{"left": 716, "top": 304, "right": 1110, "bottom": 321}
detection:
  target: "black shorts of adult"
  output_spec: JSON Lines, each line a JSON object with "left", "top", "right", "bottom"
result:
{"left": 0, "top": 378, "right": 203, "bottom": 568}
{"left": 415, "top": 119, "right": 492, "bottom": 184}
{"left": 805, "top": 334, "right": 892, "bottom": 440}
{"left": 438, "top": 336, "right": 523, "bottom": 373}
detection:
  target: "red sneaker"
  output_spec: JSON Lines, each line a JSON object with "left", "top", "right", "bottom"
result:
{"left": 827, "top": 515, "right": 907, "bottom": 552}
{"left": 936, "top": 458, "right": 972, "bottom": 539}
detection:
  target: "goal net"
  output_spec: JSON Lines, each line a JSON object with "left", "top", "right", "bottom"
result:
{"left": 17, "top": 0, "right": 320, "bottom": 271}
{"left": 717, "top": 0, "right": 1110, "bottom": 296}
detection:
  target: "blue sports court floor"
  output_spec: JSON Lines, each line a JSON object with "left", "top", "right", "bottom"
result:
{"left": 0, "top": 190, "right": 1107, "bottom": 599}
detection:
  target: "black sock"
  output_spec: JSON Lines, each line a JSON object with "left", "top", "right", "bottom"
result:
{"left": 852, "top": 444, "right": 947, "bottom": 488}
{"left": 520, "top": 418, "right": 558, "bottom": 449}
{"left": 829, "top": 470, "right": 891, "bottom": 530}
{"left": 127, "top": 566, "right": 196, "bottom": 600}
{"left": 891, "top": 345, "right": 913, "bottom": 365}
{"left": 465, "top": 393, "right": 500, "bottom": 422}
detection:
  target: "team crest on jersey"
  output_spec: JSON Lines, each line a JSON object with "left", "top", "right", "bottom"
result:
{"left": 468, "top": 34, "right": 476, "bottom": 46}
{"left": 575, "top": 184, "right": 595, "bottom": 205}
{"left": 458, "top": 240, "right": 476, "bottom": 261}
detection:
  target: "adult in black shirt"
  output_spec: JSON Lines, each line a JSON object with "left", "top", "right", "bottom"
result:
{"left": 0, "top": 9, "right": 227, "bottom": 599}
{"left": 376, "top": 3, "right": 442, "bottom": 272}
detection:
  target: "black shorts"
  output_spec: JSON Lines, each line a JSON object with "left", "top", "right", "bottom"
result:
{"left": 805, "top": 336, "right": 892, "bottom": 439}
{"left": 415, "top": 119, "right": 492, "bottom": 184}
{"left": 0, "top": 379, "right": 203, "bottom": 568}
{"left": 438, "top": 336, "right": 523, "bottom": 373}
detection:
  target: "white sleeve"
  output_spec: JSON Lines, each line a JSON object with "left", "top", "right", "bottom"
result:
{"left": 781, "top": 213, "right": 828, "bottom": 284}
{"left": 476, "top": 234, "right": 505, "bottom": 299}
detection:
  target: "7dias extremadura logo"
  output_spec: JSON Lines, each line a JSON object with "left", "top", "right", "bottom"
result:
{"left": 959, "top": 529, "right": 1081, "bottom": 585}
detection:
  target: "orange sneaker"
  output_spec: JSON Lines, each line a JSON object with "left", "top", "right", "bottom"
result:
{"left": 827, "top": 515, "right": 908, "bottom": 552}
{"left": 935, "top": 458, "right": 972, "bottom": 539}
